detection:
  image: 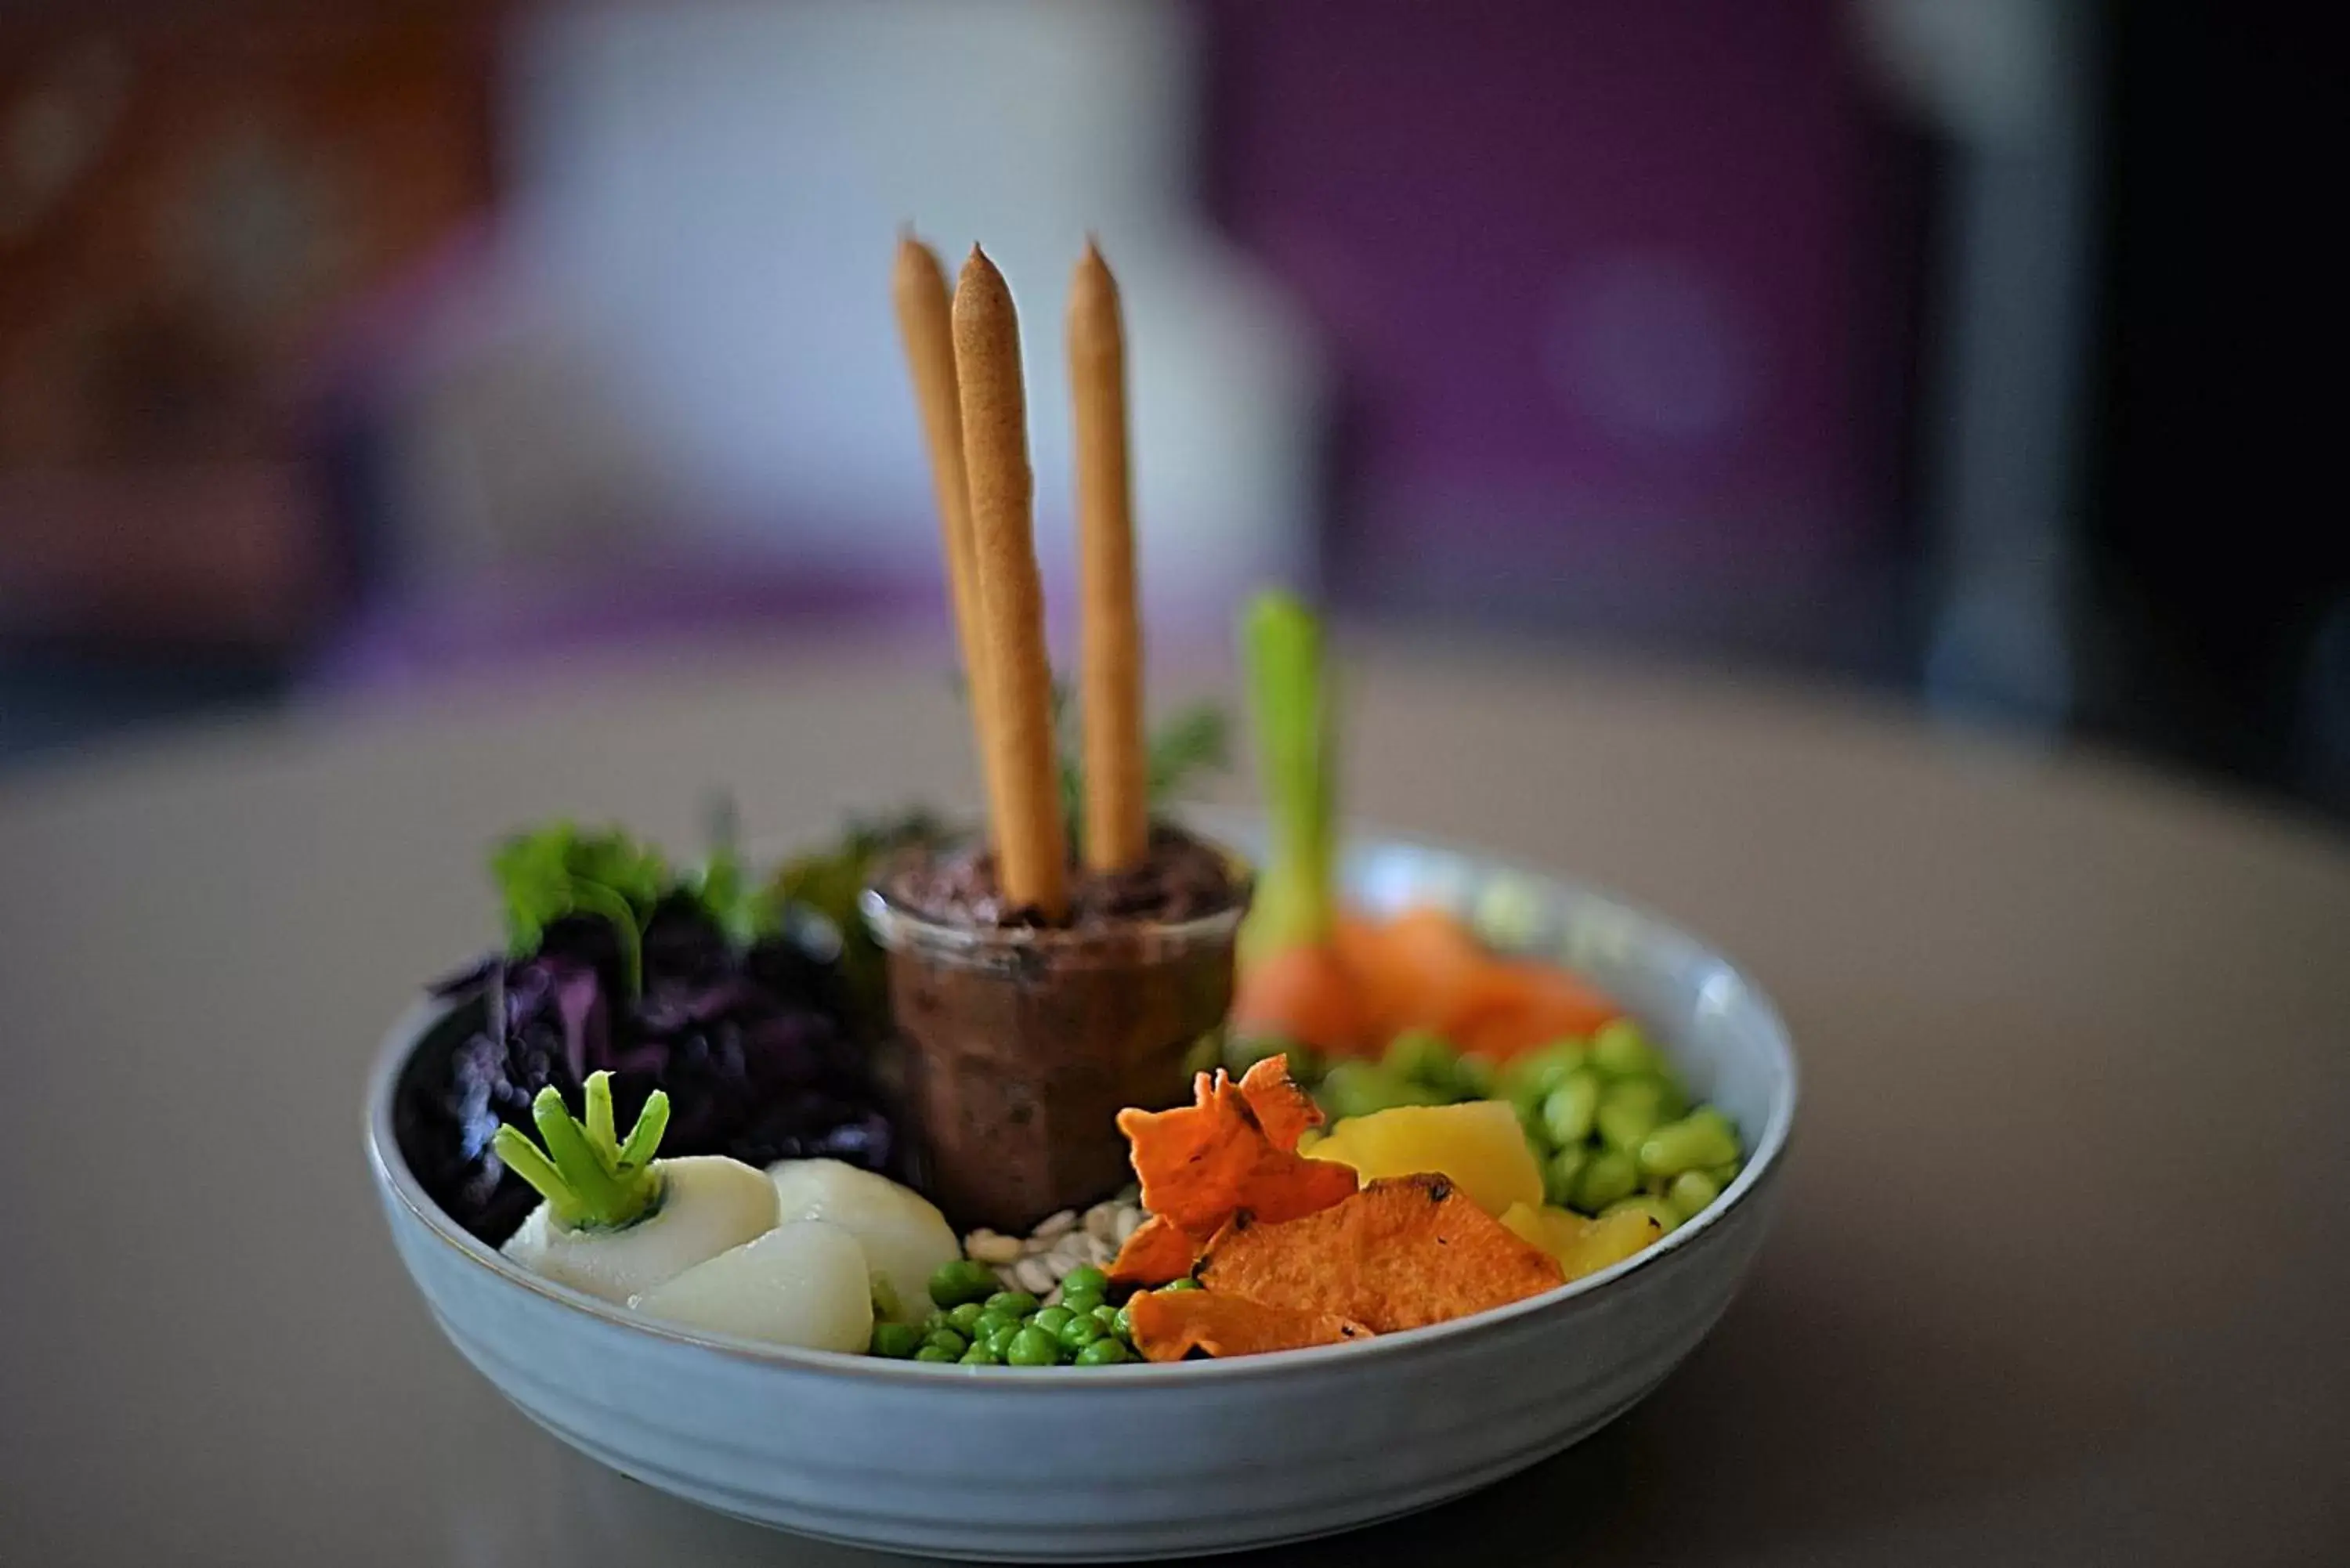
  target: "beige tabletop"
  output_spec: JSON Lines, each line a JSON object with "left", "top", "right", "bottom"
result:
{"left": 3, "top": 634, "right": 2345, "bottom": 1566}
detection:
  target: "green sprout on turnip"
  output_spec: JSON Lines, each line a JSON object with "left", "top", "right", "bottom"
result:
{"left": 492, "top": 1071, "right": 671, "bottom": 1232}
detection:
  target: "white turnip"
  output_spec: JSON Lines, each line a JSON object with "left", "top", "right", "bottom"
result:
{"left": 631, "top": 1219, "right": 873, "bottom": 1351}
{"left": 494, "top": 1073, "right": 778, "bottom": 1305}
{"left": 768, "top": 1158, "right": 960, "bottom": 1324}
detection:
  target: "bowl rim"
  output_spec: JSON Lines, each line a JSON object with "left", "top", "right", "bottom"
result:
{"left": 364, "top": 821, "right": 1799, "bottom": 1385}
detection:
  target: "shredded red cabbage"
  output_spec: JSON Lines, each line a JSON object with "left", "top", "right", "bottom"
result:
{"left": 397, "top": 895, "right": 898, "bottom": 1243}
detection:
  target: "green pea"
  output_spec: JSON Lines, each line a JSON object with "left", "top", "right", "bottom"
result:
{"left": 1076, "top": 1338, "right": 1133, "bottom": 1366}
{"left": 928, "top": 1258, "right": 1000, "bottom": 1308}
{"left": 1540, "top": 1069, "right": 1602, "bottom": 1147}
{"left": 1542, "top": 1144, "right": 1589, "bottom": 1208}
{"left": 1706, "top": 1159, "right": 1742, "bottom": 1188}
{"left": 1573, "top": 1148, "right": 1639, "bottom": 1212}
{"left": 1059, "top": 1316, "right": 1108, "bottom": 1352}
{"left": 1029, "top": 1306, "right": 1075, "bottom": 1336}
{"left": 1006, "top": 1327, "right": 1064, "bottom": 1367}
{"left": 1112, "top": 1305, "right": 1135, "bottom": 1341}
{"left": 1090, "top": 1303, "right": 1123, "bottom": 1331}
{"left": 1589, "top": 1018, "right": 1658, "bottom": 1078}
{"left": 1317, "top": 1061, "right": 1444, "bottom": 1122}
{"left": 922, "top": 1328, "right": 969, "bottom": 1357}
{"left": 971, "top": 1309, "right": 1016, "bottom": 1341}
{"left": 923, "top": 1309, "right": 952, "bottom": 1334}
{"left": 1665, "top": 1168, "right": 1723, "bottom": 1222}
{"left": 1596, "top": 1078, "right": 1671, "bottom": 1152}
{"left": 1059, "top": 1290, "right": 1106, "bottom": 1319}
{"left": 1162, "top": 1277, "right": 1202, "bottom": 1292}
{"left": 1453, "top": 1052, "right": 1500, "bottom": 1100}
{"left": 959, "top": 1345, "right": 1002, "bottom": 1365}
{"left": 1060, "top": 1265, "right": 1109, "bottom": 1299}
{"left": 913, "top": 1344, "right": 957, "bottom": 1364}
{"left": 945, "top": 1302, "right": 989, "bottom": 1335}
{"left": 985, "top": 1291, "right": 1040, "bottom": 1319}
{"left": 984, "top": 1324, "right": 1022, "bottom": 1358}
{"left": 1637, "top": 1113, "right": 1741, "bottom": 1179}
{"left": 869, "top": 1322, "right": 924, "bottom": 1358}
{"left": 1383, "top": 1028, "right": 1459, "bottom": 1090}
{"left": 1603, "top": 1194, "right": 1681, "bottom": 1235}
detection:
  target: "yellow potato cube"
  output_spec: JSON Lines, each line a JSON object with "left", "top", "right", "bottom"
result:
{"left": 1307, "top": 1100, "right": 1544, "bottom": 1216}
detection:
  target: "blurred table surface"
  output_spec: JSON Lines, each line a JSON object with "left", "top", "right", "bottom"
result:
{"left": 3, "top": 634, "right": 2345, "bottom": 1567}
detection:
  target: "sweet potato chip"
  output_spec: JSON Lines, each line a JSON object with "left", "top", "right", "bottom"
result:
{"left": 1115, "top": 1068, "right": 1358, "bottom": 1237}
{"left": 1127, "top": 1288, "right": 1373, "bottom": 1362}
{"left": 1196, "top": 1173, "right": 1564, "bottom": 1332}
{"left": 1106, "top": 1213, "right": 1199, "bottom": 1288}
{"left": 1235, "top": 1054, "right": 1324, "bottom": 1151}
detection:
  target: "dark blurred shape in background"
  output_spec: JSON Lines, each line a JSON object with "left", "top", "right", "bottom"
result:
{"left": 2, "top": 2, "right": 2343, "bottom": 818}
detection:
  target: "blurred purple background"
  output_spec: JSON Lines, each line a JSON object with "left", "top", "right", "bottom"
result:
{"left": 4, "top": 0, "right": 2343, "bottom": 815}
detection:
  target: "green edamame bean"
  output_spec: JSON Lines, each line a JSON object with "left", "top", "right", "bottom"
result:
{"left": 928, "top": 1259, "right": 1000, "bottom": 1308}
{"left": 1574, "top": 1148, "right": 1639, "bottom": 1212}
{"left": 869, "top": 1322, "right": 924, "bottom": 1358}
{"left": 1059, "top": 1290, "right": 1105, "bottom": 1318}
{"left": 1060, "top": 1317, "right": 1108, "bottom": 1353}
{"left": 1542, "top": 1144, "right": 1589, "bottom": 1208}
{"left": 1452, "top": 1052, "right": 1501, "bottom": 1100}
{"left": 1006, "top": 1327, "right": 1063, "bottom": 1367}
{"left": 1383, "top": 1028, "right": 1459, "bottom": 1090}
{"left": 1060, "top": 1265, "right": 1109, "bottom": 1299}
{"left": 1504, "top": 1039, "right": 1590, "bottom": 1103}
{"left": 913, "top": 1344, "right": 958, "bottom": 1363}
{"left": 1541, "top": 1069, "right": 1602, "bottom": 1147}
{"left": 1602, "top": 1194, "right": 1681, "bottom": 1235}
{"left": 1029, "top": 1306, "right": 1074, "bottom": 1336}
{"left": 959, "top": 1345, "right": 1002, "bottom": 1365}
{"left": 1665, "top": 1168, "right": 1723, "bottom": 1222}
{"left": 1076, "top": 1337, "right": 1133, "bottom": 1366}
{"left": 1596, "top": 1078, "right": 1672, "bottom": 1152}
{"left": 1589, "top": 1018, "right": 1658, "bottom": 1078}
{"left": 922, "top": 1328, "right": 969, "bottom": 1357}
{"left": 985, "top": 1291, "right": 1040, "bottom": 1319}
{"left": 1223, "top": 1032, "right": 1291, "bottom": 1075}
{"left": 1706, "top": 1159, "right": 1741, "bottom": 1187}
{"left": 1318, "top": 1060, "right": 1445, "bottom": 1122}
{"left": 1636, "top": 1114, "right": 1740, "bottom": 1179}
{"left": 1512, "top": 1093, "right": 1551, "bottom": 1149}
{"left": 946, "top": 1302, "right": 989, "bottom": 1335}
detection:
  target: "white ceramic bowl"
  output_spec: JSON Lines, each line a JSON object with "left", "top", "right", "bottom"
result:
{"left": 366, "top": 825, "right": 1796, "bottom": 1560}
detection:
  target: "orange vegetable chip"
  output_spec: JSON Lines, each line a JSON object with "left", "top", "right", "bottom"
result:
{"left": 1127, "top": 1288, "right": 1373, "bottom": 1362}
{"left": 1235, "top": 1053, "right": 1324, "bottom": 1151}
{"left": 1106, "top": 1213, "right": 1199, "bottom": 1288}
{"left": 1115, "top": 1067, "right": 1358, "bottom": 1237}
{"left": 1196, "top": 1173, "right": 1564, "bottom": 1332}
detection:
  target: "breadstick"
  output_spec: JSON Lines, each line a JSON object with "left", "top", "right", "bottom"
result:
{"left": 953, "top": 246, "right": 1068, "bottom": 918}
{"left": 891, "top": 233, "right": 996, "bottom": 812}
{"left": 1068, "top": 238, "right": 1148, "bottom": 872}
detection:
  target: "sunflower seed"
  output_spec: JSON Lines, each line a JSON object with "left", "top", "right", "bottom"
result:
{"left": 964, "top": 1231, "right": 1022, "bottom": 1266}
